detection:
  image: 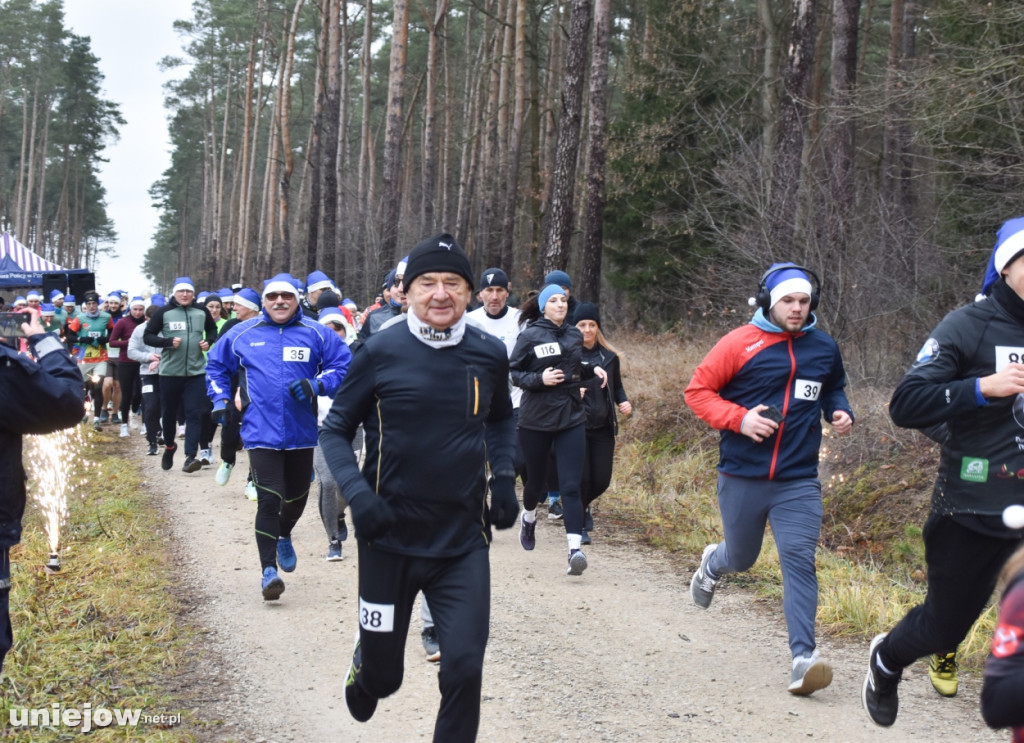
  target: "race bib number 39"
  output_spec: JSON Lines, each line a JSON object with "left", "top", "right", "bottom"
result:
{"left": 533, "top": 342, "right": 560, "bottom": 359}
{"left": 793, "top": 379, "right": 821, "bottom": 401}
{"left": 283, "top": 346, "right": 310, "bottom": 362}
{"left": 358, "top": 598, "right": 395, "bottom": 632}
{"left": 995, "top": 346, "right": 1024, "bottom": 372}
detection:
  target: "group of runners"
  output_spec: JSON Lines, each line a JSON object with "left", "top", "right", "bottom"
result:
{"left": 5, "top": 217, "right": 1024, "bottom": 742}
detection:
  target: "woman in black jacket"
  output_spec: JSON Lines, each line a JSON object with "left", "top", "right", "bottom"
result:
{"left": 575, "top": 302, "right": 631, "bottom": 545}
{"left": 510, "top": 284, "right": 606, "bottom": 575}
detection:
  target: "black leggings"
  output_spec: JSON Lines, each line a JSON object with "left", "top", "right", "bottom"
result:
{"left": 248, "top": 447, "right": 314, "bottom": 569}
{"left": 219, "top": 404, "right": 242, "bottom": 465}
{"left": 880, "top": 513, "right": 1024, "bottom": 671}
{"left": 139, "top": 375, "right": 161, "bottom": 445}
{"left": 116, "top": 362, "right": 140, "bottom": 423}
{"left": 519, "top": 424, "right": 585, "bottom": 535}
{"left": 581, "top": 425, "right": 616, "bottom": 509}
{"left": 352, "top": 543, "right": 490, "bottom": 743}
{"left": 160, "top": 375, "right": 206, "bottom": 457}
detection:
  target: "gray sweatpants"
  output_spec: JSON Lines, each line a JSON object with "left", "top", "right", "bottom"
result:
{"left": 706, "top": 473, "right": 823, "bottom": 659}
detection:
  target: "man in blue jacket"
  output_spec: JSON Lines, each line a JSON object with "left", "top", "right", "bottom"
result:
{"left": 206, "top": 274, "right": 351, "bottom": 601}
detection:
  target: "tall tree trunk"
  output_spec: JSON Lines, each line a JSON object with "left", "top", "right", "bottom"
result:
{"left": 20, "top": 82, "right": 41, "bottom": 239}
{"left": 13, "top": 86, "right": 30, "bottom": 238}
{"left": 541, "top": 0, "right": 592, "bottom": 275}
{"left": 380, "top": 0, "right": 410, "bottom": 260}
{"left": 319, "top": 0, "right": 341, "bottom": 280}
{"left": 307, "top": 0, "right": 329, "bottom": 277}
{"left": 766, "top": 0, "right": 819, "bottom": 255}
{"left": 236, "top": 20, "right": 259, "bottom": 283}
{"left": 421, "top": 0, "right": 449, "bottom": 234}
{"left": 32, "top": 94, "right": 50, "bottom": 252}
{"left": 579, "top": 0, "right": 610, "bottom": 303}
{"left": 335, "top": 0, "right": 350, "bottom": 287}
{"left": 357, "top": 0, "right": 374, "bottom": 258}
{"left": 758, "top": 0, "right": 780, "bottom": 171}
{"left": 277, "top": 0, "right": 306, "bottom": 273}
{"left": 498, "top": 0, "right": 527, "bottom": 272}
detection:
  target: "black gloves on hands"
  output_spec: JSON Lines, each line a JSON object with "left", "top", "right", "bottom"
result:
{"left": 348, "top": 488, "right": 397, "bottom": 541}
{"left": 489, "top": 474, "right": 519, "bottom": 529}
{"left": 289, "top": 377, "right": 323, "bottom": 402}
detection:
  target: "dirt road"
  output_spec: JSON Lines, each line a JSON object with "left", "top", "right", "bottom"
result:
{"left": 145, "top": 449, "right": 1003, "bottom": 742}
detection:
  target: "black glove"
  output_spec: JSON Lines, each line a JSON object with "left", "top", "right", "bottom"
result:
{"left": 289, "top": 377, "right": 322, "bottom": 402}
{"left": 348, "top": 488, "right": 396, "bottom": 541}
{"left": 211, "top": 401, "right": 227, "bottom": 426}
{"left": 489, "top": 474, "right": 519, "bottom": 529}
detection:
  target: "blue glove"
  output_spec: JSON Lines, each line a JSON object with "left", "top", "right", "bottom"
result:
{"left": 289, "top": 377, "right": 323, "bottom": 402}
{"left": 348, "top": 487, "right": 396, "bottom": 541}
{"left": 211, "top": 400, "right": 227, "bottom": 426}
{"left": 489, "top": 473, "right": 519, "bottom": 529}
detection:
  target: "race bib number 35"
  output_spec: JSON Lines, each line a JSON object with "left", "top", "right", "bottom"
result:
{"left": 793, "top": 379, "right": 821, "bottom": 401}
{"left": 358, "top": 598, "right": 395, "bottom": 632}
{"left": 283, "top": 346, "right": 310, "bottom": 362}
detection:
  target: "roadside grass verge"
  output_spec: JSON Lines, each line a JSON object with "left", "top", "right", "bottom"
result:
{"left": 600, "top": 331, "right": 998, "bottom": 669}
{"left": 1, "top": 428, "right": 195, "bottom": 741}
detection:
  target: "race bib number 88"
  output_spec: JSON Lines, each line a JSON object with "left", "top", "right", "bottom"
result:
{"left": 995, "top": 346, "right": 1024, "bottom": 372}
{"left": 283, "top": 346, "right": 310, "bottom": 362}
{"left": 793, "top": 379, "right": 821, "bottom": 401}
{"left": 358, "top": 598, "right": 395, "bottom": 632}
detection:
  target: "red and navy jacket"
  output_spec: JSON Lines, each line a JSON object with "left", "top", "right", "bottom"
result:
{"left": 685, "top": 311, "right": 852, "bottom": 480}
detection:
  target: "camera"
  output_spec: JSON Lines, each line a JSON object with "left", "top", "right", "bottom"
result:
{"left": 0, "top": 311, "right": 31, "bottom": 338}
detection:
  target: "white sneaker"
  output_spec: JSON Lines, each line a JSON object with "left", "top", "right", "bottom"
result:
{"left": 199, "top": 448, "right": 213, "bottom": 466}
{"left": 789, "top": 653, "right": 833, "bottom": 695}
{"left": 140, "top": 423, "right": 147, "bottom": 436}
{"left": 244, "top": 481, "right": 258, "bottom": 501}
{"left": 119, "top": 423, "right": 130, "bottom": 438}
{"left": 216, "top": 462, "right": 234, "bottom": 486}
{"left": 177, "top": 424, "right": 185, "bottom": 439}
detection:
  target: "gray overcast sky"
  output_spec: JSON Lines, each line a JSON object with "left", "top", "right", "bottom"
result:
{"left": 62, "top": 0, "right": 193, "bottom": 296}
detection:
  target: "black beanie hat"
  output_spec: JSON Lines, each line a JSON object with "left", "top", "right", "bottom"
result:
{"left": 574, "top": 301, "right": 601, "bottom": 327}
{"left": 316, "top": 289, "right": 341, "bottom": 311}
{"left": 479, "top": 267, "right": 509, "bottom": 290}
{"left": 402, "top": 233, "right": 474, "bottom": 292}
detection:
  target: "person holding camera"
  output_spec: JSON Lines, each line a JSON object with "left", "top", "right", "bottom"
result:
{"left": 1, "top": 310, "right": 84, "bottom": 673}
{"left": 683, "top": 263, "right": 854, "bottom": 696}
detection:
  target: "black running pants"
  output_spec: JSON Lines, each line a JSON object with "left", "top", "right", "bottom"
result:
{"left": 248, "top": 447, "right": 314, "bottom": 569}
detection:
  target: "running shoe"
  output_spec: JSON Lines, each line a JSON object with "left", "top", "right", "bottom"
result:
{"left": 99, "top": 410, "right": 109, "bottom": 423}
{"left": 519, "top": 513, "right": 536, "bottom": 551}
{"left": 928, "top": 651, "right": 958, "bottom": 697}
{"left": 345, "top": 633, "right": 377, "bottom": 722}
{"left": 215, "top": 462, "right": 234, "bottom": 486}
{"left": 161, "top": 443, "right": 177, "bottom": 471}
{"left": 111, "top": 414, "right": 121, "bottom": 425}
{"left": 147, "top": 442, "right": 158, "bottom": 456}
{"left": 567, "top": 548, "right": 588, "bottom": 576}
{"left": 789, "top": 653, "right": 833, "bottom": 695}
{"left": 177, "top": 424, "right": 185, "bottom": 439}
{"left": 93, "top": 417, "right": 102, "bottom": 432}
{"left": 244, "top": 481, "right": 258, "bottom": 501}
{"left": 182, "top": 456, "right": 201, "bottom": 473}
{"left": 690, "top": 543, "right": 720, "bottom": 609}
{"left": 199, "top": 448, "right": 213, "bottom": 466}
{"left": 581, "top": 529, "right": 592, "bottom": 545}
{"left": 277, "top": 536, "right": 297, "bottom": 572}
{"left": 140, "top": 423, "right": 147, "bottom": 436}
{"left": 421, "top": 626, "right": 441, "bottom": 662}
{"left": 862, "top": 633, "right": 901, "bottom": 727}
{"left": 119, "top": 423, "right": 129, "bottom": 438}
{"left": 326, "top": 539, "right": 343, "bottom": 561}
{"left": 261, "top": 566, "right": 284, "bottom": 601}
{"left": 547, "top": 499, "right": 564, "bottom": 519}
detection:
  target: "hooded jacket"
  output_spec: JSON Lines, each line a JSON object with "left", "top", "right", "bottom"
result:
{"left": 143, "top": 298, "right": 217, "bottom": 377}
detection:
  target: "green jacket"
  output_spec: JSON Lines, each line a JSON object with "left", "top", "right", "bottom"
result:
{"left": 142, "top": 300, "right": 217, "bottom": 377}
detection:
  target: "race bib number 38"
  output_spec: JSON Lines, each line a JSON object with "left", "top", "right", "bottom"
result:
{"left": 793, "top": 379, "right": 821, "bottom": 401}
{"left": 533, "top": 342, "right": 560, "bottom": 359}
{"left": 358, "top": 597, "right": 395, "bottom": 632}
{"left": 283, "top": 346, "right": 310, "bottom": 362}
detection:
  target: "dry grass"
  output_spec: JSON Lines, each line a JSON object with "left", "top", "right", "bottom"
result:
{"left": 600, "top": 328, "right": 998, "bottom": 666}
{"left": 1, "top": 430, "right": 197, "bottom": 741}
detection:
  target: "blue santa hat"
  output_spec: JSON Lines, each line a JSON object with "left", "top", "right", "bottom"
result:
{"left": 306, "top": 270, "right": 333, "bottom": 293}
{"left": 26, "top": 289, "right": 41, "bottom": 301}
{"left": 49, "top": 288, "right": 64, "bottom": 301}
{"left": 64, "top": 294, "right": 76, "bottom": 304}
{"left": 172, "top": 277, "right": 195, "bottom": 293}
{"left": 150, "top": 293, "right": 167, "bottom": 307}
{"left": 980, "top": 216, "right": 1024, "bottom": 297}
{"left": 233, "top": 288, "right": 261, "bottom": 312}
{"left": 262, "top": 273, "right": 301, "bottom": 299}
{"left": 217, "top": 287, "right": 233, "bottom": 300}
{"left": 40, "top": 303, "right": 55, "bottom": 315}
{"left": 129, "top": 296, "right": 146, "bottom": 309}
{"left": 763, "top": 263, "right": 813, "bottom": 309}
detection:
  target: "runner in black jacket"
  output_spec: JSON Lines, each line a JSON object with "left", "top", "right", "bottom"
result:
{"left": 319, "top": 234, "right": 517, "bottom": 743}
{"left": 863, "top": 215, "right": 1024, "bottom": 727}
{"left": 510, "top": 284, "right": 606, "bottom": 576}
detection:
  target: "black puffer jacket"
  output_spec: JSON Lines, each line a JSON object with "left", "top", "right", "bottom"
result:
{"left": 510, "top": 317, "right": 595, "bottom": 432}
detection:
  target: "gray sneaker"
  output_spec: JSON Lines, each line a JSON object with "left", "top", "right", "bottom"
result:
{"left": 690, "top": 543, "right": 719, "bottom": 609}
{"left": 788, "top": 653, "right": 833, "bottom": 695}
{"left": 567, "top": 549, "right": 588, "bottom": 576}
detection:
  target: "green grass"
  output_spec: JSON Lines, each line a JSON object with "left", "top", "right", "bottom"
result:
{"left": 1, "top": 428, "right": 196, "bottom": 741}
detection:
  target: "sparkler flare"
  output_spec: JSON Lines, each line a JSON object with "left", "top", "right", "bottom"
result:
{"left": 25, "top": 427, "right": 82, "bottom": 561}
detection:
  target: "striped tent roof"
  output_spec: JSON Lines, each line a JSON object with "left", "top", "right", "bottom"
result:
{"left": 0, "top": 231, "right": 66, "bottom": 271}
